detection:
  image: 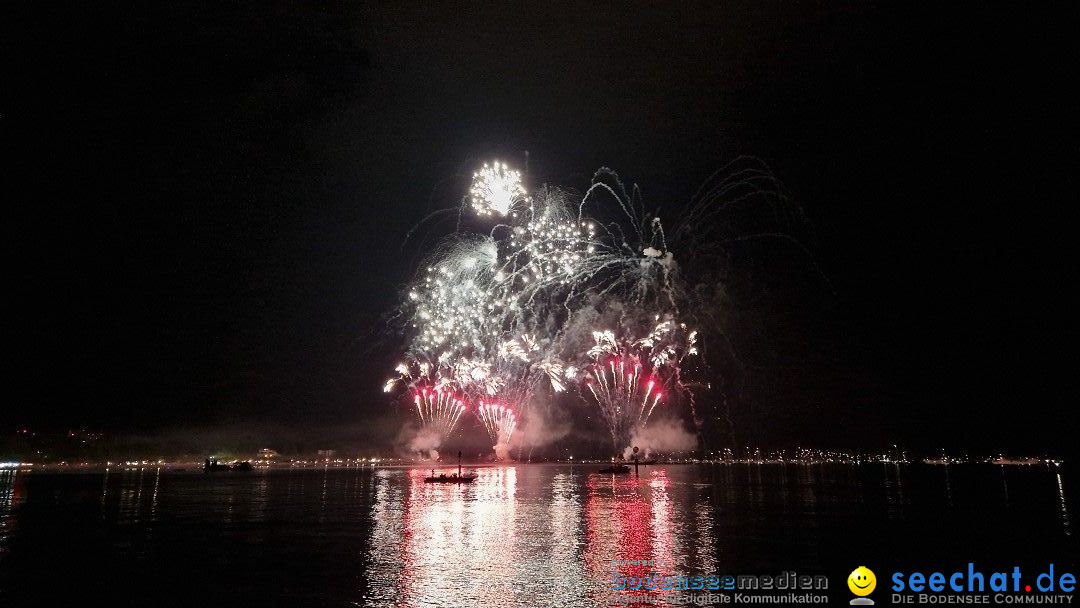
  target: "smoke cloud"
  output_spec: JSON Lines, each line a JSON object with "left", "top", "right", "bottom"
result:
{"left": 511, "top": 402, "right": 571, "bottom": 453}
{"left": 623, "top": 418, "right": 697, "bottom": 460}
{"left": 398, "top": 424, "right": 442, "bottom": 461}
{"left": 492, "top": 442, "right": 512, "bottom": 461}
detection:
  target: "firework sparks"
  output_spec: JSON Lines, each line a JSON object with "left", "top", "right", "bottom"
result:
{"left": 504, "top": 193, "right": 597, "bottom": 284}
{"left": 408, "top": 237, "right": 501, "bottom": 359}
{"left": 585, "top": 357, "right": 662, "bottom": 448}
{"left": 578, "top": 320, "right": 697, "bottom": 451}
{"left": 413, "top": 387, "right": 468, "bottom": 436}
{"left": 384, "top": 358, "right": 470, "bottom": 445}
{"left": 469, "top": 161, "right": 526, "bottom": 217}
{"left": 476, "top": 400, "right": 517, "bottom": 447}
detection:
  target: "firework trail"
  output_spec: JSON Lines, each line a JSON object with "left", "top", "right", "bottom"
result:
{"left": 585, "top": 354, "right": 662, "bottom": 452}
{"left": 476, "top": 400, "right": 517, "bottom": 459}
{"left": 413, "top": 387, "right": 468, "bottom": 436}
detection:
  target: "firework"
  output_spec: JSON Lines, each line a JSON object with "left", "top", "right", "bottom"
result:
{"left": 578, "top": 320, "right": 697, "bottom": 451}
{"left": 476, "top": 400, "right": 517, "bottom": 447}
{"left": 384, "top": 358, "right": 470, "bottom": 443}
{"left": 412, "top": 387, "right": 468, "bottom": 436}
{"left": 501, "top": 190, "right": 597, "bottom": 286}
{"left": 400, "top": 169, "right": 689, "bottom": 455}
{"left": 469, "top": 161, "right": 527, "bottom": 217}
{"left": 389, "top": 156, "right": 801, "bottom": 456}
{"left": 407, "top": 237, "right": 502, "bottom": 359}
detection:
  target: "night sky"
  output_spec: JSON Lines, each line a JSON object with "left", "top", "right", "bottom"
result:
{"left": 2, "top": 3, "right": 1075, "bottom": 455}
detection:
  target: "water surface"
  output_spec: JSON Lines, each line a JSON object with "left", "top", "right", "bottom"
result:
{"left": 0, "top": 464, "right": 1074, "bottom": 606}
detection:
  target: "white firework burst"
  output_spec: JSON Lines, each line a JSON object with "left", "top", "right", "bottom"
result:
{"left": 469, "top": 161, "right": 527, "bottom": 217}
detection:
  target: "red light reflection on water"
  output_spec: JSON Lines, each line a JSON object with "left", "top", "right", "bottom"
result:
{"left": 364, "top": 466, "right": 701, "bottom": 607}
{"left": 584, "top": 469, "right": 676, "bottom": 607}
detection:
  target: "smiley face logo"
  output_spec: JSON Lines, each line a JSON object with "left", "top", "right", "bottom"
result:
{"left": 848, "top": 566, "right": 876, "bottom": 596}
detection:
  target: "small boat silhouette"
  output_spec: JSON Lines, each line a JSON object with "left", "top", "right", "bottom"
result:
{"left": 424, "top": 451, "right": 476, "bottom": 483}
{"left": 423, "top": 471, "right": 477, "bottom": 483}
{"left": 203, "top": 458, "right": 253, "bottom": 472}
{"left": 598, "top": 464, "right": 631, "bottom": 474}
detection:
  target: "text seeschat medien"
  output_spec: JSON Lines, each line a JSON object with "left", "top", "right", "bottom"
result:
{"left": 613, "top": 571, "right": 827, "bottom": 591}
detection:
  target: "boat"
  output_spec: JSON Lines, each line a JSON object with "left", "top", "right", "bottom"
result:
{"left": 424, "top": 451, "right": 476, "bottom": 483}
{"left": 597, "top": 447, "right": 648, "bottom": 474}
{"left": 203, "top": 458, "right": 253, "bottom": 472}
{"left": 424, "top": 471, "right": 477, "bottom": 483}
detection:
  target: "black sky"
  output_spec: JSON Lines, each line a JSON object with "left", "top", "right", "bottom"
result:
{"left": 2, "top": 3, "right": 1076, "bottom": 454}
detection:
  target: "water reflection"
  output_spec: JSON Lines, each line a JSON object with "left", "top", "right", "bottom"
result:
{"left": 584, "top": 473, "right": 660, "bottom": 605}
{"left": 0, "top": 470, "right": 21, "bottom": 555}
{"left": 359, "top": 464, "right": 1078, "bottom": 607}
{"left": 362, "top": 466, "right": 725, "bottom": 607}
{"left": 104, "top": 466, "right": 167, "bottom": 524}
{"left": 885, "top": 462, "right": 906, "bottom": 519}
{"left": 0, "top": 464, "right": 1074, "bottom": 606}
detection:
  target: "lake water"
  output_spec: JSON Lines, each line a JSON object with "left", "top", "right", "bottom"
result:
{"left": 0, "top": 464, "right": 1075, "bottom": 606}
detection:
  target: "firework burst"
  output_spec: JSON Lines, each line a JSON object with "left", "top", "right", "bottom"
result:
{"left": 501, "top": 189, "right": 597, "bottom": 287}
{"left": 579, "top": 319, "right": 698, "bottom": 450}
{"left": 469, "top": 161, "right": 527, "bottom": 217}
{"left": 476, "top": 400, "right": 517, "bottom": 447}
{"left": 384, "top": 357, "right": 470, "bottom": 446}
{"left": 407, "top": 237, "right": 502, "bottom": 359}
{"left": 413, "top": 387, "right": 468, "bottom": 436}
